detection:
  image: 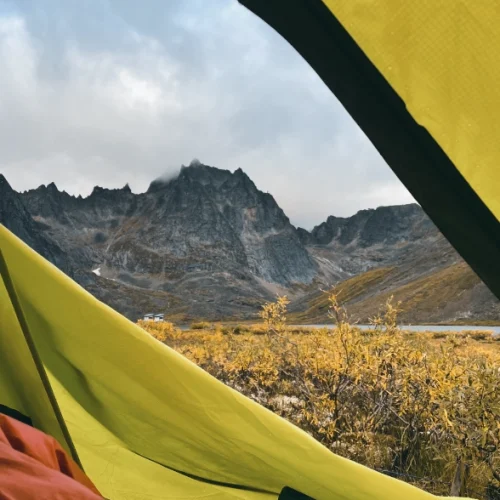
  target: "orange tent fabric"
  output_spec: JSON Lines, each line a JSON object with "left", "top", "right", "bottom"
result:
{"left": 0, "top": 413, "right": 102, "bottom": 499}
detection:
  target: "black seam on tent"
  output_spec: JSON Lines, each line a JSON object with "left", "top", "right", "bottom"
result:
{"left": 0, "top": 249, "right": 84, "bottom": 470}
{"left": 131, "top": 449, "right": 277, "bottom": 495}
{"left": 279, "top": 486, "right": 315, "bottom": 499}
{"left": 238, "top": 0, "right": 500, "bottom": 300}
{"left": 0, "top": 404, "right": 33, "bottom": 427}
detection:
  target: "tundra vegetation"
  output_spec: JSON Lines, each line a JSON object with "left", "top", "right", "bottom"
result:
{"left": 138, "top": 295, "right": 500, "bottom": 498}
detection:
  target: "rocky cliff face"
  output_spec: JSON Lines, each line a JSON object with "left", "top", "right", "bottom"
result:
{"left": 304, "top": 204, "right": 438, "bottom": 247}
{"left": 12, "top": 163, "right": 319, "bottom": 319}
{"left": 297, "top": 203, "right": 458, "bottom": 278}
{"left": 21, "top": 163, "right": 316, "bottom": 287}
{"left": 0, "top": 174, "right": 72, "bottom": 275}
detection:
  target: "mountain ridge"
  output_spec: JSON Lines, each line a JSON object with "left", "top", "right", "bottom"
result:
{"left": 0, "top": 174, "right": 73, "bottom": 275}
{"left": 2, "top": 164, "right": 499, "bottom": 323}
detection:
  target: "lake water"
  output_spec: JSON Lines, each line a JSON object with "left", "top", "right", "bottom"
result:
{"left": 298, "top": 324, "right": 500, "bottom": 336}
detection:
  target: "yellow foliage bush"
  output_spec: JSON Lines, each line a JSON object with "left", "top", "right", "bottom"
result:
{"left": 139, "top": 296, "right": 500, "bottom": 497}
{"left": 190, "top": 321, "right": 212, "bottom": 330}
{"left": 138, "top": 319, "right": 179, "bottom": 342}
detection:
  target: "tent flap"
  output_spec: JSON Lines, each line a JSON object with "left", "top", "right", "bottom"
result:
{"left": 0, "top": 249, "right": 81, "bottom": 466}
{"left": 0, "top": 254, "right": 74, "bottom": 459}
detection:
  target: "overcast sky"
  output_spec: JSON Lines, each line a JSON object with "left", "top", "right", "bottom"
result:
{"left": 0, "top": 0, "right": 414, "bottom": 229}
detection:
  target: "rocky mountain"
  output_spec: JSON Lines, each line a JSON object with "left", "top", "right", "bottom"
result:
{"left": 297, "top": 204, "right": 454, "bottom": 271}
{"left": 0, "top": 174, "right": 72, "bottom": 275}
{"left": 2, "top": 163, "right": 499, "bottom": 324}
{"left": 303, "top": 204, "right": 437, "bottom": 246}
{"left": 16, "top": 163, "right": 316, "bottom": 319}
{"left": 293, "top": 205, "right": 499, "bottom": 324}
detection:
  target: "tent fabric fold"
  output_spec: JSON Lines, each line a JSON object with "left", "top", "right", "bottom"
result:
{"left": 0, "top": 247, "right": 81, "bottom": 466}
{"left": 0, "top": 223, "right": 469, "bottom": 499}
{"left": 238, "top": 0, "right": 500, "bottom": 301}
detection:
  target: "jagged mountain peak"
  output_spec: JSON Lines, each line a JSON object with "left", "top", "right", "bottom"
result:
{"left": 147, "top": 178, "right": 172, "bottom": 193}
{"left": 21, "top": 182, "right": 76, "bottom": 208}
{"left": 148, "top": 163, "right": 257, "bottom": 194}
{"left": 0, "top": 173, "right": 13, "bottom": 191}
{"left": 28, "top": 181, "right": 62, "bottom": 195}
{"left": 0, "top": 175, "right": 72, "bottom": 275}
{"left": 180, "top": 162, "right": 234, "bottom": 185}
{"left": 147, "top": 169, "right": 182, "bottom": 193}
{"left": 324, "top": 203, "right": 421, "bottom": 222}
{"left": 9, "top": 165, "right": 315, "bottom": 287}
{"left": 305, "top": 202, "right": 436, "bottom": 247}
{"left": 89, "top": 184, "right": 133, "bottom": 197}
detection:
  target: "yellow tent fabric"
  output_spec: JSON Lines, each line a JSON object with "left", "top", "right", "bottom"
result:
{"left": 323, "top": 1, "right": 500, "bottom": 220}
{"left": 0, "top": 226, "right": 470, "bottom": 499}
{"left": 238, "top": 0, "right": 500, "bottom": 301}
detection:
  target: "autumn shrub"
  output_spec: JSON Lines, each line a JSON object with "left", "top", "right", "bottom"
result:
{"left": 248, "top": 324, "right": 267, "bottom": 335}
{"left": 139, "top": 296, "right": 500, "bottom": 497}
{"left": 190, "top": 321, "right": 212, "bottom": 330}
{"left": 232, "top": 324, "right": 249, "bottom": 335}
{"left": 138, "top": 320, "right": 179, "bottom": 342}
{"left": 464, "top": 330, "right": 494, "bottom": 342}
{"left": 432, "top": 331, "right": 449, "bottom": 340}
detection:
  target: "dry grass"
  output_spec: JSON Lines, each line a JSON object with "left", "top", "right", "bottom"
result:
{"left": 290, "top": 267, "right": 394, "bottom": 322}
{"left": 291, "top": 262, "right": 491, "bottom": 325}
{"left": 374, "top": 262, "right": 481, "bottom": 317}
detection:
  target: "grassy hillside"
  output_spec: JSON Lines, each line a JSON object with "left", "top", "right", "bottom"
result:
{"left": 290, "top": 267, "right": 395, "bottom": 322}
{"left": 290, "top": 262, "right": 499, "bottom": 325}
{"left": 85, "top": 275, "right": 190, "bottom": 323}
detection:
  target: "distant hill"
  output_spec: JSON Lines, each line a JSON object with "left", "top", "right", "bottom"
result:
{"left": 1, "top": 162, "right": 499, "bottom": 323}
{"left": 289, "top": 263, "right": 499, "bottom": 325}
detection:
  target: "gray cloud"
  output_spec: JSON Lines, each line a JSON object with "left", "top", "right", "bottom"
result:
{"left": 0, "top": 0, "right": 414, "bottom": 229}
